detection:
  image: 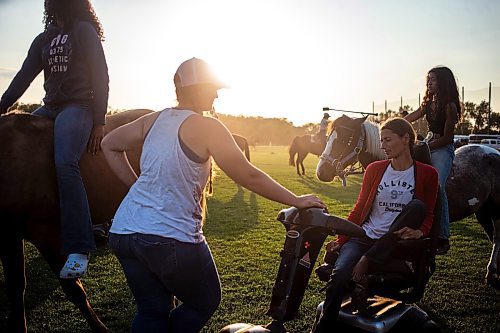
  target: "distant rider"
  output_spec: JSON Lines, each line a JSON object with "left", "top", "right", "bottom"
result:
{"left": 314, "top": 112, "right": 330, "bottom": 144}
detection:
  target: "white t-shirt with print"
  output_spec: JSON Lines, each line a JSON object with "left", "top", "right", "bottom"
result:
{"left": 362, "top": 163, "right": 415, "bottom": 239}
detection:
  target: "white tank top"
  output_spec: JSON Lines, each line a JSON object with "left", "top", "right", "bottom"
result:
{"left": 110, "top": 108, "right": 211, "bottom": 243}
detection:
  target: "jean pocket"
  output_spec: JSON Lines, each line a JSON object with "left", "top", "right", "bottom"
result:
{"left": 133, "top": 235, "right": 177, "bottom": 278}
{"left": 108, "top": 233, "right": 120, "bottom": 251}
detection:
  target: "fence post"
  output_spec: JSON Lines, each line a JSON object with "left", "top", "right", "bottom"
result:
{"left": 488, "top": 82, "right": 491, "bottom": 134}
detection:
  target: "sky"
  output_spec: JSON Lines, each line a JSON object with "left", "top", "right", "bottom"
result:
{"left": 0, "top": 0, "right": 499, "bottom": 125}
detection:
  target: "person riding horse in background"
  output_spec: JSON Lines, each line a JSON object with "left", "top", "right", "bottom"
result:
{"left": 0, "top": 0, "right": 109, "bottom": 278}
{"left": 313, "top": 112, "right": 330, "bottom": 144}
{"left": 314, "top": 118, "right": 439, "bottom": 333}
{"left": 101, "top": 57, "right": 326, "bottom": 333}
{"left": 405, "top": 66, "right": 461, "bottom": 255}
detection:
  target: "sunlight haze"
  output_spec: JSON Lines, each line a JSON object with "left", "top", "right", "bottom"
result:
{"left": 1, "top": 0, "right": 499, "bottom": 125}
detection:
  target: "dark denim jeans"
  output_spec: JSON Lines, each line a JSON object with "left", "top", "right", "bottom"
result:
{"left": 314, "top": 199, "right": 425, "bottom": 332}
{"left": 33, "top": 104, "right": 95, "bottom": 255}
{"left": 109, "top": 233, "right": 221, "bottom": 333}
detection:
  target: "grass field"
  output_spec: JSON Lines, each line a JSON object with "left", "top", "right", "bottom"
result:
{"left": 1, "top": 146, "right": 499, "bottom": 332}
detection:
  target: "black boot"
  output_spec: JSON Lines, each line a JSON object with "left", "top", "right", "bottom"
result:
{"left": 436, "top": 238, "right": 450, "bottom": 255}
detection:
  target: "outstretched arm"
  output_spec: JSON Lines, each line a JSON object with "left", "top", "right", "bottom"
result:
{"left": 203, "top": 117, "right": 325, "bottom": 209}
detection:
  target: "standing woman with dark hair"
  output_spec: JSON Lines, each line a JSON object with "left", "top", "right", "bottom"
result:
{"left": 0, "top": 0, "right": 109, "bottom": 278}
{"left": 405, "top": 66, "right": 461, "bottom": 254}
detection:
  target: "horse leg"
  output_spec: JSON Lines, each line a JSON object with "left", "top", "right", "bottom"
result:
{"left": 296, "top": 154, "right": 301, "bottom": 176}
{"left": 475, "top": 202, "right": 500, "bottom": 288}
{"left": 35, "top": 244, "right": 108, "bottom": 333}
{"left": 300, "top": 153, "right": 308, "bottom": 175}
{"left": 476, "top": 206, "right": 494, "bottom": 242}
{"left": 0, "top": 237, "right": 27, "bottom": 333}
{"left": 486, "top": 218, "right": 500, "bottom": 289}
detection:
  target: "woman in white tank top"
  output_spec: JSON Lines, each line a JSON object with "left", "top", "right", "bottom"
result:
{"left": 101, "top": 58, "right": 325, "bottom": 333}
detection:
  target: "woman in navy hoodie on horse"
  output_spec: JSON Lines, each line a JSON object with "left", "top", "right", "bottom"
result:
{"left": 0, "top": 0, "right": 109, "bottom": 278}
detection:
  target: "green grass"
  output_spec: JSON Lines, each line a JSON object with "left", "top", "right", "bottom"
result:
{"left": 1, "top": 146, "right": 499, "bottom": 332}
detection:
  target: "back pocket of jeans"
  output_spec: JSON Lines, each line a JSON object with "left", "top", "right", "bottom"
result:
{"left": 133, "top": 235, "right": 177, "bottom": 278}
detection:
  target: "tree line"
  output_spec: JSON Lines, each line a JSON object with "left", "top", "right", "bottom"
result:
{"left": 8, "top": 100, "right": 499, "bottom": 145}
{"left": 7, "top": 103, "right": 319, "bottom": 146}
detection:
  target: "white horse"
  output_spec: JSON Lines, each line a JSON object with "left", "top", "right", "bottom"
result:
{"left": 316, "top": 115, "right": 500, "bottom": 289}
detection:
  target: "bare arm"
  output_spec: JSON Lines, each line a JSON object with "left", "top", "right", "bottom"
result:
{"left": 404, "top": 106, "right": 424, "bottom": 123}
{"left": 428, "top": 103, "right": 458, "bottom": 151}
{"left": 203, "top": 118, "right": 325, "bottom": 209}
{"left": 101, "top": 112, "right": 159, "bottom": 187}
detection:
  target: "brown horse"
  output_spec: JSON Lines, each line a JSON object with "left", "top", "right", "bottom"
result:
{"left": 0, "top": 109, "right": 153, "bottom": 333}
{"left": 316, "top": 115, "right": 500, "bottom": 289}
{"left": 288, "top": 135, "right": 325, "bottom": 176}
{"left": 232, "top": 133, "right": 250, "bottom": 161}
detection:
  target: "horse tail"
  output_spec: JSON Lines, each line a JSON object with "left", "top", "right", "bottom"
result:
{"left": 243, "top": 140, "right": 250, "bottom": 161}
{"left": 289, "top": 137, "right": 298, "bottom": 166}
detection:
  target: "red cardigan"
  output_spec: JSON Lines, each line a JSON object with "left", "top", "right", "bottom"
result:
{"left": 337, "top": 160, "right": 439, "bottom": 247}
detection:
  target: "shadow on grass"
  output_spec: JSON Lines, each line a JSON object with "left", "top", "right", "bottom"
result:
{"left": 205, "top": 186, "right": 259, "bottom": 239}
{"left": 451, "top": 218, "right": 490, "bottom": 242}
{"left": 0, "top": 244, "right": 122, "bottom": 333}
{"left": 417, "top": 302, "right": 452, "bottom": 333}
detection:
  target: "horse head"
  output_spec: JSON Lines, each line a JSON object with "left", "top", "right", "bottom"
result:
{"left": 316, "top": 115, "right": 368, "bottom": 183}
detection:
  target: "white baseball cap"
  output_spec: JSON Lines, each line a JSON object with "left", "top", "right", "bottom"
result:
{"left": 174, "top": 57, "right": 227, "bottom": 89}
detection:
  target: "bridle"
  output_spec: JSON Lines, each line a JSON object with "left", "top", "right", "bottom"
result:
{"left": 319, "top": 123, "right": 366, "bottom": 185}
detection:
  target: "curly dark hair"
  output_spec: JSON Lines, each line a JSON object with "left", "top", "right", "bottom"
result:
{"left": 43, "top": 0, "right": 104, "bottom": 41}
{"left": 421, "top": 66, "right": 461, "bottom": 119}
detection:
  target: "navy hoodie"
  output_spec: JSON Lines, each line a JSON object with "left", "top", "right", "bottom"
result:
{"left": 0, "top": 20, "right": 109, "bottom": 124}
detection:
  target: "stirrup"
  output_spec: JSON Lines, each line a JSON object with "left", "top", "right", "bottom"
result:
{"left": 59, "top": 253, "right": 89, "bottom": 279}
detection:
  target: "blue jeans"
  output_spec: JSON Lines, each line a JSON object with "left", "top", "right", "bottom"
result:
{"left": 108, "top": 233, "right": 221, "bottom": 333}
{"left": 431, "top": 144, "right": 454, "bottom": 239}
{"left": 33, "top": 104, "right": 96, "bottom": 255}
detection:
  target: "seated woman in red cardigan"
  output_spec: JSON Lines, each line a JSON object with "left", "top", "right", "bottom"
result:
{"left": 313, "top": 118, "right": 439, "bottom": 333}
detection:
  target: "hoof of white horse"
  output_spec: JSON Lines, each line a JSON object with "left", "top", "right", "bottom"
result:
{"left": 219, "top": 323, "right": 271, "bottom": 333}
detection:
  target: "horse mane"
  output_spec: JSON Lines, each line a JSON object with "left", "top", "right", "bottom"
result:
{"left": 1, "top": 110, "right": 31, "bottom": 116}
{"left": 361, "top": 120, "right": 386, "bottom": 160}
